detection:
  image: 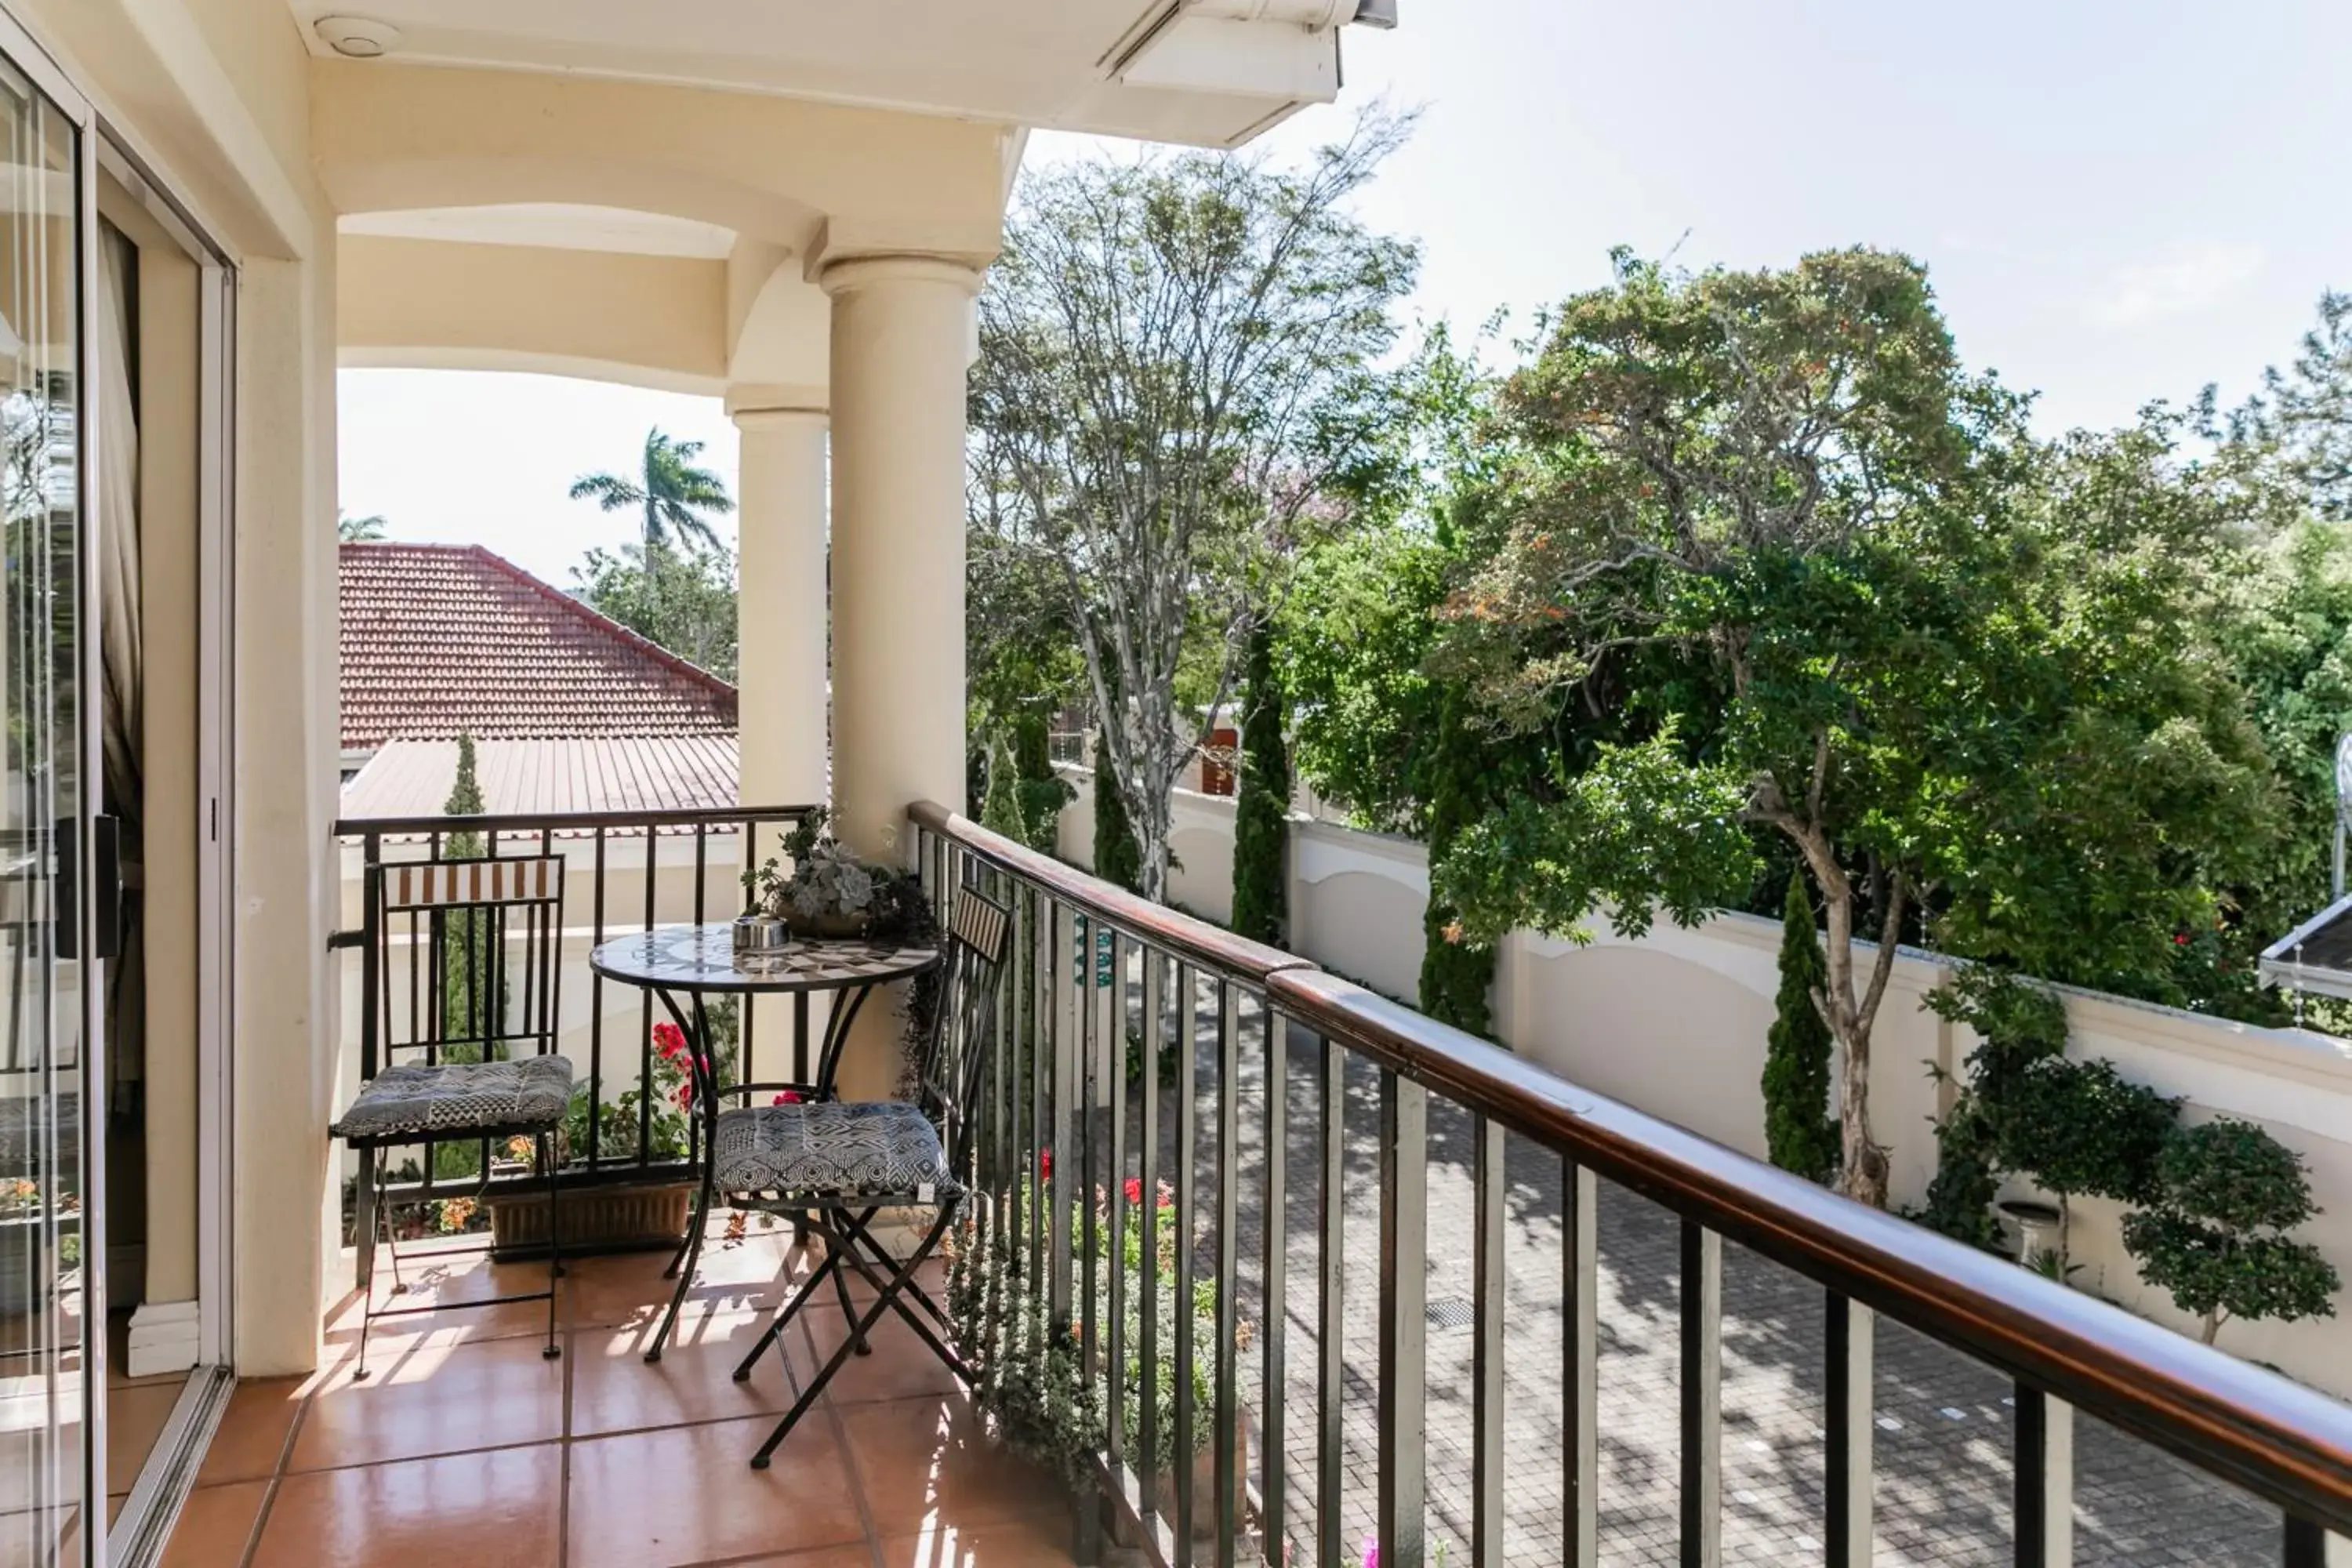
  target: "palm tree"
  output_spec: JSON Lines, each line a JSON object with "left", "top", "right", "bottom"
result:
{"left": 338, "top": 510, "right": 388, "bottom": 542}
{"left": 568, "top": 428, "right": 735, "bottom": 556}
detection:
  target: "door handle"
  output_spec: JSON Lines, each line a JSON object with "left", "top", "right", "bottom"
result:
{"left": 56, "top": 817, "right": 122, "bottom": 960}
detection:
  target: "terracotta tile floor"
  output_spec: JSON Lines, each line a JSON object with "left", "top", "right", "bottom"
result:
{"left": 164, "top": 1231, "right": 1087, "bottom": 1567}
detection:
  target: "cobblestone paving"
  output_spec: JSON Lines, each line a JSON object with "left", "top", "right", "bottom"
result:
{"left": 1075, "top": 975, "right": 2288, "bottom": 1566}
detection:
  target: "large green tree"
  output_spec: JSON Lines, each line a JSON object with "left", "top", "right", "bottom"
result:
{"left": 968, "top": 107, "right": 1420, "bottom": 902}
{"left": 572, "top": 540, "right": 739, "bottom": 681}
{"left": 569, "top": 427, "right": 735, "bottom": 556}
{"left": 1432, "top": 251, "right": 2276, "bottom": 1207}
{"left": 2215, "top": 290, "right": 2352, "bottom": 522}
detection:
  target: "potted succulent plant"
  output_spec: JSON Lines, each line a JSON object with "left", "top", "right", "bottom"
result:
{"left": 745, "top": 809, "right": 885, "bottom": 939}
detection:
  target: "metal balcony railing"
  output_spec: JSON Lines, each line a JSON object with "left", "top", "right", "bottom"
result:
{"left": 906, "top": 799, "right": 2352, "bottom": 1568}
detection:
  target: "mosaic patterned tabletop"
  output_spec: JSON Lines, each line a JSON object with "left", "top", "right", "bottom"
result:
{"left": 589, "top": 924, "right": 939, "bottom": 994}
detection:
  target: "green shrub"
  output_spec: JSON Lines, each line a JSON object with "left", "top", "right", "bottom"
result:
{"left": 1230, "top": 622, "right": 1290, "bottom": 947}
{"left": 2124, "top": 1118, "right": 2341, "bottom": 1345}
{"left": 1762, "top": 876, "right": 1838, "bottom": 1182}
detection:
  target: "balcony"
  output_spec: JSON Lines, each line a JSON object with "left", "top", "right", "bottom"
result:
{"left": 249, "top": 800, "right": 2352, "bottom": 1568}
{"left": 169, "top": 1237, "right": 1074, "bottom": 1567}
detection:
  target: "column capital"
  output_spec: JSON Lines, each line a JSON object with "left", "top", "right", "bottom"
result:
{"left": 731, "top": 406, "right": 828, "bottom": 434}
{"left": 814, "top": 252, "right": 985, "bottom": 299}
{"left": 724, "top": 383, "right": 827, "bottom": 427}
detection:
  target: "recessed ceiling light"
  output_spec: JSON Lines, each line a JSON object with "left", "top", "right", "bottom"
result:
{"left": 314, "top": 16, "right": 402, "bottom": 59}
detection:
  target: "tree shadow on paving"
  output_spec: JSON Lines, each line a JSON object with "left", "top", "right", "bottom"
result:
{"left": 1058, "top": 976, "right": 2277, "bottom": 1566}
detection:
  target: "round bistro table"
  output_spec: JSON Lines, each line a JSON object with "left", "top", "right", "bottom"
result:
{"left": 589, "top": 923, "right": 940, "bottom": 1362}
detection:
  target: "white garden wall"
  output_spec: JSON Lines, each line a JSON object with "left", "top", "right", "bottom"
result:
{"left": 1055, "top": 765, "right": 2352, "bottom": 1398}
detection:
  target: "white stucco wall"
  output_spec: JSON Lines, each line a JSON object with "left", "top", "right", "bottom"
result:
{"left": 1058, "top": 778, "right": 2352, "bottom": 1398}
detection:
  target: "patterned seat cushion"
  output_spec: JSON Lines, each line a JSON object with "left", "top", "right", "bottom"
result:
{"left": 713, "top": 1101, "right": 956, "bottom": 1199}
{"left": 332, "top": 1056, "right": 574, "bottom": 1141}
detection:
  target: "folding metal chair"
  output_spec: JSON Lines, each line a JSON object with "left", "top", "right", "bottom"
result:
{"left": 701, "top": 885, "right": 1012, "bottom": 1468}
{"left": 332, "top": 855, "right": 572, "bottom": 1377}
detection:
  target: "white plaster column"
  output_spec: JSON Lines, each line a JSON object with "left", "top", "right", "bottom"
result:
{"left": 819, "top": 255, "right": 980, "bottom": 866}
{"left": 730, "top": 405, "right": 830, "bottom": 831}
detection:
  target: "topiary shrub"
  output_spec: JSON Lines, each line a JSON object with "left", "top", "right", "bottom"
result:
{"left": 2123, "top": 1118, "right": 2341, "bottom": 1345}
{"left": 1994, "top": 1057, "right": 2180, "bottom": 1274}
{"left": 1917, "top": 967, "right": 2071, "bottom": 1250}
{"left": 1229, "top": 621, "right": 1290, "bottom": 947}
{"left": 1762, "top": 875, "right": 1838, "bottom": 1183}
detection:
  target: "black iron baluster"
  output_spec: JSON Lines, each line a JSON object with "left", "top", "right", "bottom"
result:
{"left": 1138, "top": 946, "right": 1164, "bottom": 1530}
{"left": 2283, "top": 1515, "right": 2327, "bottom": 1568}
{"left": 589, "top": 826, "right": 607, "bottom": 1167}
{"left": 1173, "top": 962, "right": 1200, "bottom": 1568}
{"left": 1680, "top": 1218, "right": 1721, "bottom": 1568}
{"left": 1028, "top": 889, "right": 1048, "bottom": 1337}
{"left": 2013, "top": 1382, "right": 2071, "bottom": 1567}
{"left": 1080, "top": 917, "right": 1101, "bottom": 1385}
{"left": 1826, "top": 1291, "right": 1874, "bottom": 1568}
{"left": 1107, "top": 929, "right": 1131, "bottom": 1478}
{"left": 1319, "top": 1029, "right": 1345, "bottom": 1568}
{"left": 639, "top": 822, "right": 657, "bottom": 1170}
{"left": 1214, "top": 978, "right": 1242, "bottom": 1566}
{"left": 1049, "top": 902, "right": 1073, "bottom": 1345}
{"left": 1261, "top": 1007, "right": 1288, "bottom": 1559}
{"left": 1473, "top": 1112, "right": 1504, "bottom": 1567}
{"left": 1379, "top": 1066, "right": 1428, "bottom": 1568}
{"left": 2016, "top": 1384, "right": 2048, "bottom": 1568}
{"left": 1563, "top": 1158, "right": 1596, "bottom": 1568}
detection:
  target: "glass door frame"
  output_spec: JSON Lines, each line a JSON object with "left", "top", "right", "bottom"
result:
{"left": 87, "top": 127, "right": 240, "bottom": 1568}
{"left": 0, "top": 5, "right": 109, "bottom": 1555}
{"left": 0, "top": 8, "right": 244, "bottom": 1562}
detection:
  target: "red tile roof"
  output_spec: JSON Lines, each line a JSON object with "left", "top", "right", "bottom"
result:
{"left": 339, "top": 542, "right": 736, "bottom": 751}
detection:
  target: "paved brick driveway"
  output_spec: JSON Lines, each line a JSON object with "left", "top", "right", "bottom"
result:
{"left": 1087, "top": 978, "right": 2289, "bottom": 1566}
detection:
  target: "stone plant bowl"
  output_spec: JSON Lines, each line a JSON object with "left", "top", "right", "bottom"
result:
{"left": 784, "top": 909, "right": 870, "bottom": 941}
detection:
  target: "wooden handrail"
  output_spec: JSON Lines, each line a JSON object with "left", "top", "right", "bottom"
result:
{"left": 1265, "top": 967, "right": 2352, "bottom": 1538}
{"left": 906, "top": 800, "right": 1314, "bottom": 985}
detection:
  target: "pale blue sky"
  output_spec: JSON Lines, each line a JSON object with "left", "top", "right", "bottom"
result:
{"left": 340, "top": 0, "right": 2352, "bottom": 584}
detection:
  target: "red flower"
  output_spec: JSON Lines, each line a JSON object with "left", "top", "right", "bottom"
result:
{"left": 674, "top": 1078, "right": 695, "bottom": 1109}
{"left": 1123, "top": 1177, "right": 1144, "bottom": 1207}
{"left": 653, "top": 1022, "right": 688, "bottom": 1061}
{"left": 1039, "top": 1149, "right": 1053, "bottom": 1180}
{"left": 2174, "top": 933, "right": 2191, "bottom": 947}
{"left": 772, "top": 1091, "right": 802, "bottom": 1106}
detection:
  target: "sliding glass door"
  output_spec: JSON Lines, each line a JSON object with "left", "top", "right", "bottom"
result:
{"left": 0, "top": 41, "right": 98, "bottom": 1568}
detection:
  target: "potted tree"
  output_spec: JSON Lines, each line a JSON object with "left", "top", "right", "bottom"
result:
{"left": 1992, "top": 1056, "right": 2177, "bottom": 1279}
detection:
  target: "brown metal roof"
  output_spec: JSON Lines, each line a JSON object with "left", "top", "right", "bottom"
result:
{"left": 339, "top": 541, "right": 737, "bottom": 751}
{"left": 338, "top": 735, "right": 741, "bottom": 829}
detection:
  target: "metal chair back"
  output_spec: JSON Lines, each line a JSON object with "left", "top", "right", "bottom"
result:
{"left": 364, "top": 855, "right": 568, "bottom": 1080}
{"left": 916, "top": 885, "right": 1012, "bottom": 1174}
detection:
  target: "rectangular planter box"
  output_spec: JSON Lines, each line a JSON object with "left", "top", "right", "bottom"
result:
{"left": 486, "top": 1180, "right": 693, "bottom": 1259}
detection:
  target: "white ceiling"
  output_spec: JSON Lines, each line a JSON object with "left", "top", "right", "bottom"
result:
{"left": 339, "top": 204, "right": 738, "bottom": 259}
{"left": 287, "top": 0, "right": 1342, "bottom": 147}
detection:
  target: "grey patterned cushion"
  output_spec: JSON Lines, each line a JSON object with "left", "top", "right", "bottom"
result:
{"left": 332, "top": 1056, "right": 574, "bottom": 1141}
{"left": 713, "top": 1101, "right": 956, "bottom": 1199}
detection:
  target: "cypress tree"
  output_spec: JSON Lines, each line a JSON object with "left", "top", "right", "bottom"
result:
{"left": 1011, "top": 707, "right": 1069, "bottom": 851}
{"left": 1229, "top": 621, "right": 1290, "bottom": 946}
{"left": 1091, "top": 670, "right": 1143, "bottom": 893}
{"left": 1762, "top": 874, "right": 1839, "bottom": 1182}
{"left": 981, "top": 736, "right": 1027, "bottom": 844}
{"left": 1417, "top": 684, "right": 1495, "bottom": 1036}
{"left": 441, "top": 732, "right": 490, "bottom": 1051}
